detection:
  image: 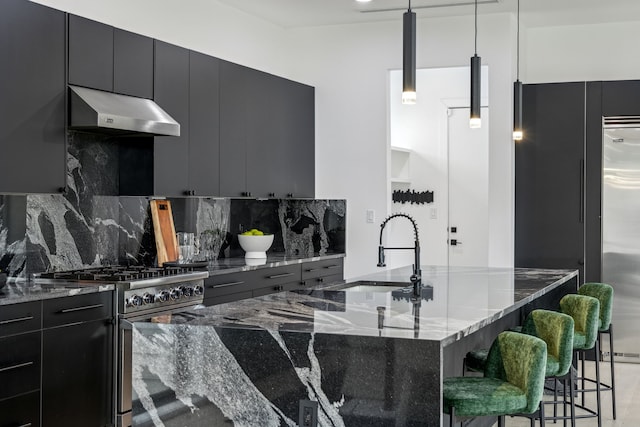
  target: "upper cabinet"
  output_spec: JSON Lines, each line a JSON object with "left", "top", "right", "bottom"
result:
{"left": 68, "top": 15, "right": 153, "bottom": 98}
{"left": 153, "top": 41, "right": 190, "bottom": 197}
{"left": 220, "top": 61, "right": 315, "bottom": 198}
{"left": 153, "top": 43, "right": 222, "bottom": 197}
{"left": 0, "top": 0, "right": 66, "bottom": 194}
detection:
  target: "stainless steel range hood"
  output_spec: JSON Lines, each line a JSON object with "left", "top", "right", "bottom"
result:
{"left": 68, "top": 85, "right": 180, "bottom": 137}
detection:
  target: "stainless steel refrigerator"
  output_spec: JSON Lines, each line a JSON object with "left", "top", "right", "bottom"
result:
{"left": 602, "top": 118, "right": 640, "bottom": 362}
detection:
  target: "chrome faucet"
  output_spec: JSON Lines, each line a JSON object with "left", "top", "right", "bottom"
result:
{"left": 377, "top": 213, "right": 422, "bottom": 299}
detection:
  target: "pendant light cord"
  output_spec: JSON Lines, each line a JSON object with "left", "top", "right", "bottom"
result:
{"left": 474, "top": 0, "right": 478, "bottom": 54}
{"left": 516, "top": 0, "right": 520, "bottom": 79}
{"left": 408, "top": 0, "right": 412, "bottom": 11}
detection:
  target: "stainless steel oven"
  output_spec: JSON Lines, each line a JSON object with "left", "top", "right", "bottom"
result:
{"left": 36, "top": 266, "right": 208, "bottom": 427}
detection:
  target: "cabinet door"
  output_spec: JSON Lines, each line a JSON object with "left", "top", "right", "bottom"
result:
{"left": 219, "top": 61, "right": 249, "bottom": 197}
{"left": 114, "top": 28, "right": 154, "bottom": 99}
{"left": 282, "top": 80, "right": 315, "bottom": 198}
{"left": 245, "top": 71, "right": 288, "bottom": 198}
{"left": 0, "top": 331, "right": 41, "bottom": 400}
{"left": 516, "top": 82, "right": 585, "bottom": 275}
{"left": 154, "top": 41, "right": 190, "bottom": 196}
{"left": 0, "top": 0, "right": 66, "bottom": 193}
{"left": 42, "top": 319, "right": 113, "bottom": 427}
{"left": 68, "top": 14, "right": 114, "bottom": 92}
{"left": 189, "top": 51, "right": 220, "bottom": 196}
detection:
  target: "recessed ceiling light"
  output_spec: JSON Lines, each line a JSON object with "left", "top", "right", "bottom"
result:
{"left": 356, "top": 0, "right": 373, "bottom": 3}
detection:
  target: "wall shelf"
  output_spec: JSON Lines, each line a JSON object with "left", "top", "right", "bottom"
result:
{"left": 390, "top": 147, "right": 412, "bottom": 183}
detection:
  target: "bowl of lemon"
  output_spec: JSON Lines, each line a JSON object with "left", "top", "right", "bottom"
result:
{"left": 238, "top": 229, "right": 274, "bottom": 259}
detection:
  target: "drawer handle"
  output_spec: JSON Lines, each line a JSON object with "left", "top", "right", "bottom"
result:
{"left": 305, "top": 268, "right": 321, "bottom": 273}
{"left": 0, "top": 361, "right": 34, "bottom": 373}
{"left": 267, "top": 272, "right": 295, "bottom": 279}
{"left": 17, "top": 424, "right": 33, "bottom": 427}
{"left": 0, "top": 315, "right": 34, "bottom": 325}
{"left": 59, "top": 303, "right": 104, "bottom": 313}
{"left": 324, "top": 265, "right": 340, "bottom": 270}
{"left": 317, "top": 277, "right": 324, "bottom": 283}
{"left": 211, "top": 281, "right": 245, "bottom": 289}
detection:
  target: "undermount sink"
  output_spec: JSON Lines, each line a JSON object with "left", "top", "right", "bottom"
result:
{"left": 341, "top": 281, "right": 411, "bottom": 293}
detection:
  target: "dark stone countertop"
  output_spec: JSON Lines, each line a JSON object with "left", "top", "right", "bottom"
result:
{"left": 0, "top": 280, "right": 114, "bottom": 306}
{"left": 204, "top": 253, "right": 345, "bottom": 276}
{"left": 170, "top": 265, "right": 578, "bottom": 346}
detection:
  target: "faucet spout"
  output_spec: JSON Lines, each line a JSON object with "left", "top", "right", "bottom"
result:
{"left": 377, "top": 213, "right": 422, "bottom": 299}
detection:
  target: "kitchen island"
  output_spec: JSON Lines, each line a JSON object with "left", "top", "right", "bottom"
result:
{"left": 131, "top": 266, "right": 578, "bottom": 427}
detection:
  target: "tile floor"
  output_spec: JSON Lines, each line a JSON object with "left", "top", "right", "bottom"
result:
{"left": 508, "top": 361, "right": 640, "bottom": 426}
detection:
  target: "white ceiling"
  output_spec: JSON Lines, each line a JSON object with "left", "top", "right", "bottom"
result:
{"left": 215, "top": 0, "right": 640, "bottom": 29}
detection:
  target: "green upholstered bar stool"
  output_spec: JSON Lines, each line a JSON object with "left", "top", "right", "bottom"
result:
{"left": 444, "top": 331, "right": 548, "bottom": 427}
{"left": 559, "top": 293, "right": 601, "bottom": 427}
{"left": 578, "top": 282, "right": 616, "bottom": 419}
{"left": 464, "top": 310, "right": 576, "bottom": 426}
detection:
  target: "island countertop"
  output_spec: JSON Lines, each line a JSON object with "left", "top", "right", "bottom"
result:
{"left": 173, "top": 265, "right": 578, "bottom": 346}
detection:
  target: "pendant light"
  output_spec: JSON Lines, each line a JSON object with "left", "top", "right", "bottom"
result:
{"left": 402, "top": 0, "right": 417, "bottom": 105}
{"left": 513, "top": 0, "right": 523, "bottom": 140}
{"left": 469, "top": 0, "right": 481, "bottom": 128}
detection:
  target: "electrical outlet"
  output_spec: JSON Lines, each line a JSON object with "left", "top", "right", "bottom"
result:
{"left": 298, "top": 400, "right": 318, "bottom": 427}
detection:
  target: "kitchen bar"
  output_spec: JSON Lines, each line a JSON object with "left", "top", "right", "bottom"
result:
{"left": 131, "top": 266, "right": 578, "bottom": 426}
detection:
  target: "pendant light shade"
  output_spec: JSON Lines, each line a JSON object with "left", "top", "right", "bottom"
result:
{"left": 513, "top": 80, "right": 523, "bottom": 140}
{"left": 469, "top": 0, "right": 481, "bottom": 128}
{"left": 402, "top": 6, "right": 416, "bottom": 105}
{"left": 513, "top": 0, "right": 524, "bottom": 140}
{"left": 470, "top": 54, "right": 481, "bottom": 128}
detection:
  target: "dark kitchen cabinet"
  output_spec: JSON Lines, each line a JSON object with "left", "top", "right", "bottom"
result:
{"left": 69, "top": 15, "right": 153, "bottom": 98}
{"left": 516, "top": 80, "right": 640, "bottom": 283}
{"left": 220, "top": 61, "right": 315, "bottom": 198}
{"left": 114, "top": 28, "right": 154, "bottom": 98}
{"left": 516, "top": 82, "right": 586, "bottom": 278}
{"left": 188, "top": 51, "right": 221, "bottom": 196}
{"left": 220, "top": 61, "right": 251, "bottom": 197}
{"left": 0, "top": 0, "right": 66, "bottom": 194}
{"left": 42, "top": 292, "right": 114, "bottom": 427}
{"left": 154, "top": 40, "right": 190, "bottom": 196}
{"left": 68, "top": 15, "right": 114, "bottom": 92}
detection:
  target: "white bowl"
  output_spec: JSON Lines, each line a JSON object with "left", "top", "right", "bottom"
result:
{"left": 238, "top": 234, "right": 274, "bottom": 258}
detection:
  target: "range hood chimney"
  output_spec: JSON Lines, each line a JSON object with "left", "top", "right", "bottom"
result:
{"left": 68, "top": 85, "right": 180, "bottom": 137}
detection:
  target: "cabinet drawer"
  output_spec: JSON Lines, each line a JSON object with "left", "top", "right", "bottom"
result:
{"left": 0, "top": 391, "right": 40, "bottom": 427}
{"left": 43, "top": 292, "right": 113, "bottom": 328}
{"left": 251, "top": 264, "right": 300, "bottom": 288}
{"left": 0, "top": 331, "right": 41, "bottom": 400}
{"left": 205, "top": 272, "right": 253, "bottom": 298}
{"left": 301, "top": 258, "right": 344, "bottom": 281}
{"left": 0, "top": 301, "right": 41, "bottom": 338}
{"left": 304, "top": 273, "right": 344, "bottom": 288}
{"left": 203, "top": 290, "right": 253, "bottom": 307}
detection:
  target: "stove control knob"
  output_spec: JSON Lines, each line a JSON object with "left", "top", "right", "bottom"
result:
{"left": 157, "top": 290, "right": 170, "bottom": 303}
{"left": 193, "top": 285, "right": 204, "bottom": 296}
{"left": 142, "top": 293, "right": 155, "bottom": 305}
{"left": 183, "top": 286, "right": 194, "bottom": 297}
{"left": 170, "top": 287, "right": 183, "bottom": 300}
{"left": 127, "top": 295, "right": 143, "bottom": 307}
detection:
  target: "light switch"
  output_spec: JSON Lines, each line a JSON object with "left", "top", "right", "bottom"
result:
{"left": 366, "top": 209, "right": 375, "bottom": 224}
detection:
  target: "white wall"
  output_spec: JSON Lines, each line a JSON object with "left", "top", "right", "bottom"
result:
{"left": 291, "top": 14, "right": 516, "bottom": 279}
{"left": 30, "top": 0, "right": 518, "bottom": 280}
{"left": 525, "top": 20, "right": 640, "bottom": 83}
{"left": 30, "top": 0, "right": 297, "bottom": 81}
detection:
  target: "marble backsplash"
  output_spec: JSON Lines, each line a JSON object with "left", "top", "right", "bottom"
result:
{"left": 0, "top": 132, "right": 346, "bottom": 278}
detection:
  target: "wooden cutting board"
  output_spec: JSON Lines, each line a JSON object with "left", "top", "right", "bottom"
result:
{"left": 149, "top": 199, "right": 178, "bottom": 266}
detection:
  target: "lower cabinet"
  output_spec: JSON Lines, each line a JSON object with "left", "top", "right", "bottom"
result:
{"left": 203, "top": 258, "right": 344, "bottom": 306}
{"left": 41, "top": 292, "right": 114, "bottom": 427}
{"left": 0, "top": 292, "right": 114, "bottom": 427}
{"left": 42, "top": 319, "right": 113, "bottom": 427}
